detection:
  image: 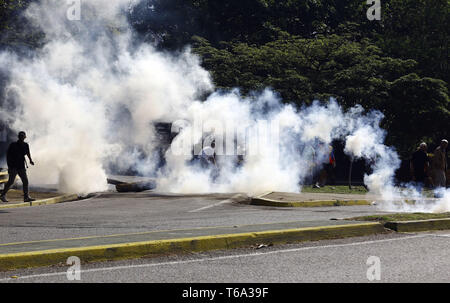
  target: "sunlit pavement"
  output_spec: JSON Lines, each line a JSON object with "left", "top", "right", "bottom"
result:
{"left": 1, "top": 231, "right": 449, "bottom": 283}
{"left": 0, "top": 190, "right": 392, "bottom": 244}
{"left": 1, "top": 187, "right": 448, "bottom": 283}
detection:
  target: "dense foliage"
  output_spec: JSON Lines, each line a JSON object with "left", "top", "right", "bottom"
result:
{"left": 130, "top": 0, "right": 449, "bottom": 157}
{"left": 0, "top": 0, "right": 43, "bottom": 51}
{"left": 1, "top": 0, "right": 449, "bottom": 158}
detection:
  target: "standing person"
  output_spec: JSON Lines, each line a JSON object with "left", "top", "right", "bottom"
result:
{"left": 322, "top": 144, "right": 336, "bottom": 185}
{"left": 0, "top": 131, "right": 35, "bottom": 203}
{"left": 200, "top": 141, "right": 216, "bottom": 169}
{"left": 431, "top": 139, "right": 448, "bottom": 189}
{"left": 200, "top": 140, "right": 219, "bottom": 181}
{"left": 315, "top": 142, "right": 335, "bottom": 188}
{"left": 311, "top": 140, "right": 324, "bottom": 188}
{"left": 410, "top": 142, "right": 430, "bottom": 189}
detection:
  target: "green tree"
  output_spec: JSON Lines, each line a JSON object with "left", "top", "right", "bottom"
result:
{"left": 380, "top": 0, "right": 449, "bottom": 83}
{"left": 383, "top": 74, "right": 450, "bottom": 156}
{"left": 193, "top": 31, "right": 449, "bottom": 155}
{"left": 0, "top": 0, "right": 42, "bottom": 50}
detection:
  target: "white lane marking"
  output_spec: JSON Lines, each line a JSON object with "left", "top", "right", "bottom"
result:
{"left": 0, "top": 234, "right": 432, "bottom": 281}
{"left": 189, "top": 199, "right": 232, "bottom": 212}
{"left": 419, "top": 233, "right": 450, "bottom": 238}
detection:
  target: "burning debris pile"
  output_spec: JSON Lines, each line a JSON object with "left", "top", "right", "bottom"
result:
{"left": 0, "top": 0, "right": 448, "bottom": 212}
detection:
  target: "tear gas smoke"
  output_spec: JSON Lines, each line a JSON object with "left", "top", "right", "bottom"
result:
{"left": 0, "top": 0, "right": 447, "bottom": 213}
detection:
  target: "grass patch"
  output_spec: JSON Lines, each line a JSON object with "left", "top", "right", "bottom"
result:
{"left": 302, "top": 185, "right": 439, "bottom": 197}
{"left": 346, "top": 212, "right": 450, "bottom": 223}
{"left": 301, "top": 185, "right": 368, "bottom": 194}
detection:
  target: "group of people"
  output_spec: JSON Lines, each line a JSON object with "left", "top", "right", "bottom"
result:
{"left": 198, "top": 136, "right": 339, "bottom": 187}
{"left": 410, "top": 139, "right": 448, "bottom": 190}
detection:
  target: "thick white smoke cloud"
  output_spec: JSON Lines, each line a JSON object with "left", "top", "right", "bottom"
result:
{"left": 0, "top": 0, "right": 212, "bottom": 194}
{"left": 342, "top": 110, "right": 450, "bottom": 213}
{"left": 0, "top": 0, "right": 447, "bottom": 213}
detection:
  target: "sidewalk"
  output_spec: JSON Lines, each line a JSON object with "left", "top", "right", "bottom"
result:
{"left": 0, "top": 189, "right": 78, "bottom": 209}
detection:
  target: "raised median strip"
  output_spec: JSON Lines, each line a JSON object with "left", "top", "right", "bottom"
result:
{"left": 0, "top": 202, "right": 30, "bottom": 209}
{"left": 251, "top": 191, "right": 372, "bottom": 207}
{"left": 30, "top": 194, "right": 79, "bottom": 207}
{"left": 0, "top": 220, "right": 386, "bottom": 271}
{"left": 0, "top": 172, "right": 7, "bottom": 184}
{"left": 0, "top": 194, "right": 79, "bottom": 209}
{"left": 345, "top": 213, "right": 450, "bottom": 232}
{"left": 384, "top": 218, "right": 450, "bottom": 232}
{"left": 0, "top": 171, "right": 18, "bottom": 184}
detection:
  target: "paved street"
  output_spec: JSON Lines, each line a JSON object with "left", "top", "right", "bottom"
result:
{"left": 1, "top": 231, "right": 448, "bottom": 283}
{"left": 0, "top": 189, "right": 448, "bottom": 283}
{"left": 0, "top": 190, "right": 391, "bottom": 243}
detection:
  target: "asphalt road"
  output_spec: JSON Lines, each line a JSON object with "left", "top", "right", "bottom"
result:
{"left": 0, "top": 190, "right": 392, "bottom": 243}
{"left": 1, "top": 231, "right": 449, "bottom": 283}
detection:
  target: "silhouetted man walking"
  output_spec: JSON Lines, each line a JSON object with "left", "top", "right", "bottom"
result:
{"left": 1, "top": 131, "right": 35, "bottom": 202}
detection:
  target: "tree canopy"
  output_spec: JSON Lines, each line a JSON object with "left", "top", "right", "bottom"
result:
{"left": 129, "top": 0, "right": 449, "bottom": 157}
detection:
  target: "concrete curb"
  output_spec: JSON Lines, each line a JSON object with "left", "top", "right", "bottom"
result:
{"left": 0, "top": 202, "right": 30, "bottom": 209}
{"left": 0, "top": 194, "right": 79, "bottom": 209}
{"left": 30, "top": 194, "right": 79, "bottom": 207}
{"left": 0, "top": 172, "right": 7, "bottom": 184}
{"left": 0, "top": 171, "right": 13, "bottom": 184}
{"left": 0, "top": 175, "right": 20, "bottom": 186}
{"left": 0, "top": 222, "right": 385, "bottom": 271}
{"left": 251, "top": 193, "right": 371, "bottom": 207}
{"left": 384, "top": 218, "right": 450, "bottom": 232}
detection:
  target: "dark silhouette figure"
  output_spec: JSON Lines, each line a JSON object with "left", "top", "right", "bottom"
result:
{"left": 0, "top": 122, "right": 8, "bottom": 167}
{"left": 410, "top": 142, "right": 430, "bottom": 189}
{"left": 1, "top": 131, "right": 35, "bottom": 203}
